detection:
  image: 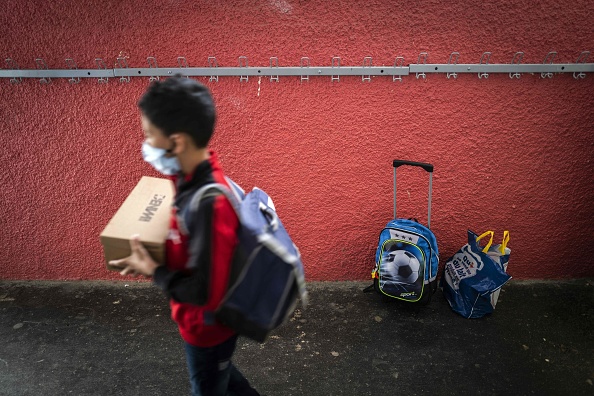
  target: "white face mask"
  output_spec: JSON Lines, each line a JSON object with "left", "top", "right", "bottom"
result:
{"left": 141, "top": 141, "right": 181, "bottom": 175}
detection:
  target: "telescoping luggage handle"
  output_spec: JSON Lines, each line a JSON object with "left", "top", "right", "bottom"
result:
{"left": 393, "top": 160, "right": 434, "bottom": 228}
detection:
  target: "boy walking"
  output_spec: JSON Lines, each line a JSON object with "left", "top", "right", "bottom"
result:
{"left": 110, "top": 76, "right": 260, "bottom": 396}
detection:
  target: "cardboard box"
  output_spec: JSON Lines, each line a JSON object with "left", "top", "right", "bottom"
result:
{"left": 100, "top": 176, "right": 175, "bottom": 271}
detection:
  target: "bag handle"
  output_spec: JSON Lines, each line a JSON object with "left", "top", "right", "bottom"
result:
{"left": 392, "top": 160, "right": 434, "bottom": 172}
{"left": 499, "top": 231, "right": 510, "bottom": 254}
{"left": 392, "top": 160, "right": 434, "bottom": 228}
{"left": 476, "top": 231, "right": 494, "bottom": 253}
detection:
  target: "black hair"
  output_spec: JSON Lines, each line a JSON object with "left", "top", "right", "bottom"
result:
{"left": 138, "top": 76, "right": 215, "bottom": 148}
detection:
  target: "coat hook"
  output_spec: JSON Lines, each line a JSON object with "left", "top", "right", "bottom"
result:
{"left": 447, "top": 52, "right": 460, "bottom": 80}
{"left": 65, "top": 58, "right": 81, "bottom": 84}
{"left": 573, "top": 51, "right": 590, "bottom": 80}
{"left": 5, "top": 58, "right": 22, "bottom": 84}
{"left": 478, "top": 52, "right": 491, "bottom": 79}
{"left": 35, "top": 58, "right": 51, "bottom": 84}
{"left": 541, "top": 51, "right": 557, "bottom": 79}
{"left": 362, "top": 56, "right": 372, "bottom": 82}
{"left": 270, "top": 57, "right": 279, "bottom": 82}
{"left": 509, "top": 52, "right": 524, "bottom": 79}
{"left": 331, "top": 56, "right": 341, "bottom": 82}
{"left": 116, "top": 56, "right": 130, "bottom": 83}
{"left": 300, "top": 57, "right": 310, "bottom": 83}
{"left": 207, "top": 57, "right": 218, "bottom": 82}
{"left": 239, "top": 56, "right": 248, "bottom": 82}
{"left": 416, "top": 52, "right": 428, "bottom": 79}
{"left": 393, "top": 56, "right": 405, "bottom": 82}
{"left": 95, "top": 58, "right": 109, "bottom": 84}
{"left": 147, "top": 57, "right": 159, "bottom": 82}
{"left": 177, "top": 57, "right": 189, "bottom": 78}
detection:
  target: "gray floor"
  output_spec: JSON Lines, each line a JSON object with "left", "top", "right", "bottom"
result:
{"left": 0, "top": 279, "right": 592, "bottom": 396}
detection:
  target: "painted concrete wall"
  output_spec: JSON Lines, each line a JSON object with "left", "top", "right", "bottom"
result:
{"left": 1, "top": 0, "right": 593, "bottom": 281}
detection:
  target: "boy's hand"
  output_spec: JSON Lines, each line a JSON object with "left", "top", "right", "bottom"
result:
{"left": 109, "top": 235, "right": 160, "bottom": 277}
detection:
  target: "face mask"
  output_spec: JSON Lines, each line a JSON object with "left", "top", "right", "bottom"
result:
{"left": 141, "top": 141, "right": 181, "bottom": 175}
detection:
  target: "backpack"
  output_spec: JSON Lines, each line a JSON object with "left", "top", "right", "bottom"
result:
{"left": 367, "top": 160, "right": 439, "bottom": 304}
{"left": 372, "top": 219, "right": 439, "bottom": 303}
{"left": 186, "top": 178, "right": 308, "bottom": 343}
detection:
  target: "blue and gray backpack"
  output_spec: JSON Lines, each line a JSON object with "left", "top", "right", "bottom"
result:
{"left": 186, "top": 178, "right": 308, "bottom": 343}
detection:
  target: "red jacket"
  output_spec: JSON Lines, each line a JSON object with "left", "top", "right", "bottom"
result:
{"left": 153, "top": 151, "right": 238, "bottom": 347}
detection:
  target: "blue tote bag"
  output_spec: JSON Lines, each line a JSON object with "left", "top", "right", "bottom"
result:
{"left": 440, "top": 230, "right": 511, "bottom": 318}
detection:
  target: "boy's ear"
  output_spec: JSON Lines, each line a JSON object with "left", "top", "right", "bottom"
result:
{"left": 169, "top": 133, "right": 192, "bottom": 154}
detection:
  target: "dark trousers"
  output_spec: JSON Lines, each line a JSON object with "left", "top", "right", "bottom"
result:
{"left": 184, "top": 335, "right": 260, "bottom": 396}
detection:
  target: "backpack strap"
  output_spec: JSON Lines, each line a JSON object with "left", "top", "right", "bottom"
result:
{"left": 188, "top": 177, "right": 250, "bottom": 220}
{"left": 189, "top": 183, "right": 241, "bottom": 218}
{"left": 178, "top": 183, "right": 240, "bottom": 236}
{"left": 224, "top": 176, "right": 246, "bottom": 202}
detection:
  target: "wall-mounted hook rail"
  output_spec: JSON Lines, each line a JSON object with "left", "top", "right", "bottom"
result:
{"left": 1, "top": 53, "right": 592, "bottom": 84}
{"left": 408, "top": 62, "right": 593, "bottom": 75}
{"left": 109, "top": 65, "right": 411, "bottom": 78}
{"left": 3, "top": 64, "right": 592, "bottom": 79}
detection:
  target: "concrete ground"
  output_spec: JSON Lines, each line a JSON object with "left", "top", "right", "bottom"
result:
{"left": 0, "top": 279, "right": 592, "bottom": 396}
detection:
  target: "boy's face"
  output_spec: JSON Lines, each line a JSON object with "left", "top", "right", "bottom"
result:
{"left": 141, "top": 114, "right": 173, "bottom": 152}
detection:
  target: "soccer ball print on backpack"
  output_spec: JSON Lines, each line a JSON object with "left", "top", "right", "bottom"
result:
{"left": 383, "top": 249, "right": 421, "bottom": 285}
{"left": 367, "top": 160, "right": 439, "bottom": 304}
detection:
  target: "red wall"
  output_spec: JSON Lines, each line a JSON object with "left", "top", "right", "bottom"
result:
{"left": 1, "top": 0, "right": 593, "bottom": 281}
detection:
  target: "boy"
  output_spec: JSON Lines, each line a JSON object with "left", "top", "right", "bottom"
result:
{"left": 110, "top": 76, "right": 260, "bottom": 396}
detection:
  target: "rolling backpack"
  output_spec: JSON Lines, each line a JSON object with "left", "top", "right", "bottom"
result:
{"left": 366, "top": 160, "right": 439, "bottom": 304}
{"left": 184, "top": 178, "right": 308, "bottom": 343}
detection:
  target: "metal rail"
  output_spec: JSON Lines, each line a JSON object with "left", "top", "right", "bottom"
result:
{"left": 1, "top": 52, "right": 591, "bottom": 84}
